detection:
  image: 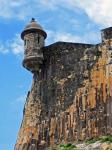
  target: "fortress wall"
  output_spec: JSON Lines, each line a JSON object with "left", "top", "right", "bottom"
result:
{"left": 15, "top": 42, "right": 112, "bottom": 150}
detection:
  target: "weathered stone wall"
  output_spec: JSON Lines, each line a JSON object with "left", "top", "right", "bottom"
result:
{"left": 14, "top": 41, "right": 112, "bottom": 150}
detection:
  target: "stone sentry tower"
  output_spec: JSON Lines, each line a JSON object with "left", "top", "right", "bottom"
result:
{"left": 21, "top": 18, "right": 47, "bottom": 73}
{"left": 15, "top": 19, "right": 112, "bottom": 150}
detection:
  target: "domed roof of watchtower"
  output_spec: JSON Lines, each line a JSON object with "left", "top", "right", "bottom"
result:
{"left": 21, "top": 18, "right": 47, "bottom": 40}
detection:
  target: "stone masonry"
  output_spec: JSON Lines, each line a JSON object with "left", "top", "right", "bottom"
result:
{"left": 14, "top": 19, "right": 112, "bottom": 150}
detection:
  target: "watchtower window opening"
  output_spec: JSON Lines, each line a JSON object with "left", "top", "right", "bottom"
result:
{"left": 24, "top": 39, "right": 29, "bottom": 49}
{"left": 24, "top": 39, "right": 26, "bottom": 46}
{"left": 38, "top": 35, "right": 40, "bottom": 43}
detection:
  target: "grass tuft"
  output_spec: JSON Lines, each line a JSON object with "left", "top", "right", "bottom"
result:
{"left": 59, "top": 143, "right": 76, "bottom": 150}
{"left": 99, "top": 135, "right": 112, "bottom": 143}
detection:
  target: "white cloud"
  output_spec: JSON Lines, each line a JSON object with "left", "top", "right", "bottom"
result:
{"left": 46, "top": 30, "right": 80, "bottom": 44}
{"left": 42, "top": 0, "right": 112, "bottom": 27}
{"left": 75, "top": 0, "right": 112, "bottom": 27}
{"left": 55, "top": 33, "right": 81, "bottom": 42}
{"left": 0, "top": 34, "right": 23, "bottom": 55}
{"left": 0, "top": 0, "right": 24, "bottom": 19}
{"left": 46, "top": 30, "right": 100, "bottom": 44}
{"left": 0, "top": 0, "right": 111, "bottom": 27}
{"left": 38, "top": 0, "right": 58, "bottom": 10}
{"left": 0, "top": 43, "right": 9, "bottom": 54}
{"left": 10, "top": 34, "right": 23, "bottom": 55}
{"left": 0, "top": 0, "right": 58, "bottom": 20}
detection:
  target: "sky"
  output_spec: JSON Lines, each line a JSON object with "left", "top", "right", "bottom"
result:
{"left": 0, "top": 0, "right": 112, "bottom": 150}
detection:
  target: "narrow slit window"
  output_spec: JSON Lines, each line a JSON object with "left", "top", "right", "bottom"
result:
{"left": 38, "top": 35, "right": 40, "bottom": 43}
{"left": 24, "top": 39, "right": 29, "bottom": 49}
{"left": 24, "top": 39, "right": 26, "bottom": 46}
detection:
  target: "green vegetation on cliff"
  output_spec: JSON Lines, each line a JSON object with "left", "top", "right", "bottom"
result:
{"left": 86, "top": 135, "right": 112, "bottom": 144}
{"left": 51, "top": 135, "right": 112, "bottom": 150}
{"left": 52, "top": 143, "right": 76, "bottom": 150}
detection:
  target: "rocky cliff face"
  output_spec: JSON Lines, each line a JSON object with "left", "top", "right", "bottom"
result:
{"left": 14, "top": 41, "right": 112, "bottom": 150}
